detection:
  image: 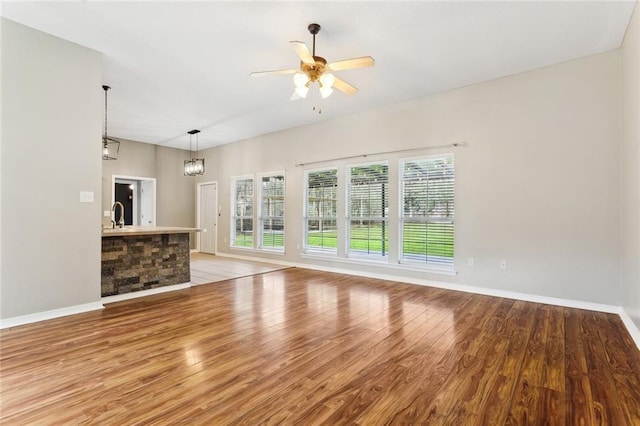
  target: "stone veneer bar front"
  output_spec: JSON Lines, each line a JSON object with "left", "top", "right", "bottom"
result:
{"left": 101, "top": 227, "right": 197, "bottom": 297}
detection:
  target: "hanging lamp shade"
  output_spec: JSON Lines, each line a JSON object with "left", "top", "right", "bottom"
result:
{"left": 184, "top": 129, "right": 205, "bottom": 176}
{"left": 101, "top": 85, "right": 120, "bottom": 160}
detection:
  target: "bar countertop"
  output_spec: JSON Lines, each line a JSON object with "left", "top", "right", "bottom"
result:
{"left": 102, "top": 226, "right": 200, "bottom": 237}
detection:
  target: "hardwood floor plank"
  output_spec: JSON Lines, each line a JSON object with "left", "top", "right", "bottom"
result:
{"left": 506, "top": 304, "right": 567, "bottom": 425}
{"left": 1, "top": 267, "right": 639, "bottom": 424}
{"left": 564, "top": 308, "right": 596, "bottom": 425}
{"left": 579, "top": 310, "right": 629, "bottom": 424}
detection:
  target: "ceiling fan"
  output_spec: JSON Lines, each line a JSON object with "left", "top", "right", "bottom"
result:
{"left": 251, "top": 23, "right": 375, "bottom": 100}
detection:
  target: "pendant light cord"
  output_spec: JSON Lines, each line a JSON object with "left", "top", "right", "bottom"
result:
{"left": 103, "top": 85, "right": 111, "bottom": 140}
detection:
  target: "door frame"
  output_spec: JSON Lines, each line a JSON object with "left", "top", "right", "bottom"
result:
{"left": 111, "top": 175, "right": 157, "bottom": 226}
{"left": 196, "top": 181, "right": 218, "bottom": 253}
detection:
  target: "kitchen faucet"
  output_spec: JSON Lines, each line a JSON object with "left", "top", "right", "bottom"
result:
{"left": 111, "top": 201, "right": 125, "bottom": 228}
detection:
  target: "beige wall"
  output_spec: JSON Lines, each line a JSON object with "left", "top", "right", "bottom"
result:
{"left": 206, "top": 51, "right": 622, "bottom": 306}
{"left": 101, "top": 138, "right": 196, "bottom": 229}
{"left": 1, "top": 19, "right": 103, "bottom": 318}
{"left": 621, "top": 3, "right": 640, "bottom": 329}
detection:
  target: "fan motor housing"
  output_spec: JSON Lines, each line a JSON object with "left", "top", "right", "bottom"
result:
{"left": 308, "top": 23, "right": 321, "bottom": 35}
{"left": 300, "top": 56, "right": 327, "bottom": 82}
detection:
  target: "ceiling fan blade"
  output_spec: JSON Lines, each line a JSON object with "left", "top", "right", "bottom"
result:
{"left": 250, "top": 68, "right": 298, "bottom": 77}
{"left": 333, "top": 77, "right": 359, "bottom": 95}
{"left": 290, "top": 41, "right": 315, "bottom": 65}
{"left": 328, "top": 56, "right": 375, "bottom": 71}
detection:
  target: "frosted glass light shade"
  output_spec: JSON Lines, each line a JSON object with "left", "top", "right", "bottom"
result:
{"left": 319, "top": 73, "right": 335, "bottom": 89}
{"left": 295, "top": 86, "right": 309, "bottom": 98}
{"left": 293, "top": 72, "right": 310, "bottom": 88}
{"left": 320, "top": 87, "right": 333, "bottom": 99}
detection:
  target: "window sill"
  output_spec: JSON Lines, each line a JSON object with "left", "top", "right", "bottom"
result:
{"left": 259, "top": 247, "right": 285, "bottom": 255}
{"left": 300, "top": 253, "right": 458, "bottom": 276}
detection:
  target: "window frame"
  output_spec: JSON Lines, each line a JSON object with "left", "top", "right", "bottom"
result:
{"left": 257, "top": 171, "right": 286, "bottom": 252}
{"left": 398, "top": 153, "right": 455, "bottom": 270}
{"left": 303, "top": 167, "right": 339, "bottom": 255}
{"left": 345, "top": 160, "right": 390, "bottom": 261}
{"left": 230, "top": 175, "right": 255, "bottom": 249}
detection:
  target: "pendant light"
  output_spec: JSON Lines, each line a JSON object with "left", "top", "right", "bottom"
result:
{"left": 101, "top": 85, "right": 120, "bottom": 160}
{"left": 184, "top": 129, "right": 205, "bottom": 176}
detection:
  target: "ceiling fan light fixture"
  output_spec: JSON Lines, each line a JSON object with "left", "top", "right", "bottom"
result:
{"left": 295, "top": 86, "right": 309, "bottom": 98}
{"left": 319, "top": 72, "right": 335, "bottom": 89}
{"left": 251, "top": 22, "right": 374, "bottom": 102}
{"left": 320, "top": 86, "right": 333, "bottom": 99}
{"left": 294, "top": 72, "right": 310, "bottom": 88}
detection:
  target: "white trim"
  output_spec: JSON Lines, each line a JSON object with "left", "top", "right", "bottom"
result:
{"left": 345, "top": 160, "right": 390, "bottom": 259}
{"left": 230, "top": 175, "right": 255, "bottom": 249}
{"left": 257, "top": 170, "right": 286, "bottom": 251}
{"left": 101, "top": 282, "right": 191, "bottom": 304}
{"left": 300, "top": 252, "right": 458, "bottom": 276}
{"left": 294, "top": 261, "right": 620, "bottom": 312}
{"left": 0, "top": 302, "right": 104, "bottom": 329}
{"left": 196, "top": 181, "right": 218, "bottom": 254}
{"left": 111, "top": 174, "right": 157, "bottom": 226}
{"left": 619, "top": 308, "right": 640, "bottom": 351}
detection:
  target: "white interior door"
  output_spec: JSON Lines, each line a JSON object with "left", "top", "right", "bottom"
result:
{"left": 199, "top": 182, "right": 217, "bottom": 254}
{"left": 140, "top": 180, "right": 155, "bottom": 226}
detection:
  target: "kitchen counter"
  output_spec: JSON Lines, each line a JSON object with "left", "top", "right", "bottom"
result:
{"left": 101, "top": 226, "right": 200, "bottom": 297}
{"left": 102, "top": 226, "right": 200, "bottom": 237}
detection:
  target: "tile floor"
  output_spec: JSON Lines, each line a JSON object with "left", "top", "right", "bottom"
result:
{"left": 190, "top": 252, "right": 287, "bottom": 285}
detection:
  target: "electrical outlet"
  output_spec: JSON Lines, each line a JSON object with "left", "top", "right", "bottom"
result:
{"left": 468, "top": 257, "right": 474, "bottom": 267}
{"left": 500, "top": 260, "right": 507, "bottom": 270}
{"left": 104, "top": 210, "right": 111, "bottom": 217}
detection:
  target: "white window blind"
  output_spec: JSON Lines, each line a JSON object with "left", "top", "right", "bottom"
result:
{"left": 304, "top": 168, "right": 338, "bottom": 253}
{"left": 231, "top": 177, "right": 254, "bottom": 248}
{"left": 260, "top": 174, "right": 285, "bottom": 250}
{"left": 400, "top": 155, "right": 454, "bottom": 267}
{"left": 347, "top": 162, "right": 389, "bottom": 258}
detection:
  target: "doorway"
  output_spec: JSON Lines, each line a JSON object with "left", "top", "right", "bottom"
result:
{"left": 114, "top": 183, "right": 134, "bottom": 225}
{"left": 197, "top": 181, "right": 218, "bottom": 254}
{"left": 112, "top": 175, "right": 156, "bottom": 226}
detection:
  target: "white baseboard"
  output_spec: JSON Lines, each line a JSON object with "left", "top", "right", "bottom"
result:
{"left": 619, "top": 308, "right": 640, "bottom": 350}
{"left": 101, "top": 282, "right": 191, "bottom": 304}
{"left": 0, "top": 302, "right": 104, "bottom": 329}
{"left": 217, "top": 251, "right": 638, "bottom": 350}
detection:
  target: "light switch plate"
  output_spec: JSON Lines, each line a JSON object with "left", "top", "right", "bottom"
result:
{"left": 104, "top": 211, "right": 111, "bottom": 217}
{"left": 79, "top": 191, "right": 94, "bottom": 203}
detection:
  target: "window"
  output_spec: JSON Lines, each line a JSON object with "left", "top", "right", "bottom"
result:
{"left": 400, "top": 155, "right": 454, "bottom": 268}
{"left": 304, "top": 168, "right": 338, "bottom": 253}
{"left": 347, "top": 162, "right": 389, "bottom": 258}
{"left": 259, "top": 173, "right": 285, "bottom": 251}
{"left": 231, "top": 177, "right": 254, "bottom": 248}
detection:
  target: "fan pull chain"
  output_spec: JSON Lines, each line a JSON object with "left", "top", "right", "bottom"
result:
{"left": 311, "top": 84, "right": 322, "bottom": 114}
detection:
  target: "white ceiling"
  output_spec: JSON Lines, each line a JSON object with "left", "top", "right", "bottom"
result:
{"left": 1, "top": 1, "right": 635, "bottom": 150}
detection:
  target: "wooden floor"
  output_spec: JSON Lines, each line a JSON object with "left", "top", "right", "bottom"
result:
{"left": 189, "top": 252, "right": 286, "bottom": 285}
{"left": 1, "top": 268, "right": 640, "bottom": 424}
